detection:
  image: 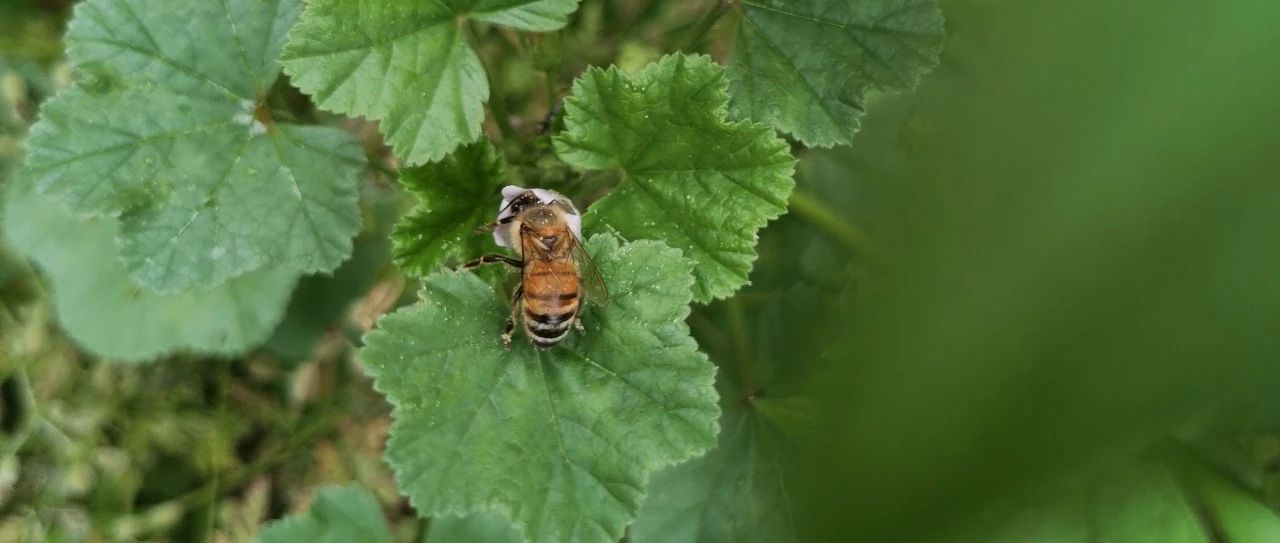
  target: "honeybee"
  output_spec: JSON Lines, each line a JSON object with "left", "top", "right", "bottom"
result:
{"left": 466, "top": 186, "right": 608, "bottom": 349}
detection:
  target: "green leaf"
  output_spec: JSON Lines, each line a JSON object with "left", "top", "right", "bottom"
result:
{"left": 555, "top": 54, "right": 796, "bottom": 302}
{"left": 962, "top": 464, "right": 1208, "bottom": 543}
{"left": 281, "top": 0, "right": 581, "bottom": 165}
{"left": 1077, "top": 465, "right": 1208, "bottom": 543}
{"left": 393, "top": 141, "right": 505, "bottom": 277}
{"left": 265, "top": 230, "right": 391, "bottom": 361}
{"left": 360, "top": 235, "right": 720, "bottom": 543}
{"left": 631, "top": 389, "right": 799, "bottom": 543}
{"left": 949, "top": 459, "right": 1280, "bottom": 543}
{"left": 254, "top": 485, "right": 393, "bottom": 543}
{"left": 3, "top": 175, "right": 295, "bottom": 362}
{"left": 727, "top": 0, "right": 945, "bottom": 147}
{"left": 425, "top": 513, "right": 522, "bottom": 543}
{"left": 1183, "top": 461, "right": 1280, "bottom": 541}
{"left": 22, "top": 0, "right": 365, "bottom": 293}
{"left": 632, "top": 190, "right": 847, "bottom": 542}
{"left": 263, "top": 181, "right": 400, "bottom": 360}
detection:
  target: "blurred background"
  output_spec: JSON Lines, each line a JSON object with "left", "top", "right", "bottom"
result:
{"left": 2, "top": 0, "right": 1279, "bottom": 541}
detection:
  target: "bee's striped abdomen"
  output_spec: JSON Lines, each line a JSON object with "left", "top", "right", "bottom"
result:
{"left": 522, "top": 260, "right": 580, "bottom": 348}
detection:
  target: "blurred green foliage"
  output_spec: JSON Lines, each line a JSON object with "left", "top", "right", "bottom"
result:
{"left": 782, "top": 0, "right": 1280, "bottom": 540}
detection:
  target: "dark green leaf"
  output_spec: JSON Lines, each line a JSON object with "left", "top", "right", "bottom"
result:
{"left": 425, "top": 513, "right": 522, "bottom": 543}
{"left": 727, "top": 0, "right": 944, "bottom": 146}
{"left": 265, "top": 231, "right": 391, "bottom": 361}
{"left": 281, "top": 0, "right": 581, "bottom": 165}
{"left": 393, "top": 141, "right": 505, "bottom": 277}
{"left": 555, "top": 54, "right": 796, "bottom": 302}
{"left": 631, "top": 389, "right": 799, "bottom": 543}
{"left": 3, "top": 175, "right": 295, "bottom": 362}
{"left": 23, "top": 0, "right": 365, "bottom": 293}
{"left": 360, "top": 235, "right": 720, "bottom": 543}
{"left": 255, "top": 485, "right": 393, "bottom": 543}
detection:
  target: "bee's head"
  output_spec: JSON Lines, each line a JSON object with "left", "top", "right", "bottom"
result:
{"left": 505, "top": 192, "right": 541, "bottom": 217}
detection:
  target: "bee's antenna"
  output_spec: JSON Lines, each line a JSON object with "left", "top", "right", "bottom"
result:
{"left": 479, "top": 195, "right": 522, "bottom": 232}
{"left": 496, "top": 196, "right": 518, "bottom": 216}
{"left": 496, "top": 190, "right": 522, "bottom": 213}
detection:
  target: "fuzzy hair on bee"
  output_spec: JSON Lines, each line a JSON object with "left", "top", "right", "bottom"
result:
{"left": 463, "top": 186, "right": 607, "bottom": 349}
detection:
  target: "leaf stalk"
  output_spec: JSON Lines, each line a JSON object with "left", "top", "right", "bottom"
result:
{"left": 0, "top": 366, "right": 37, "bottom": 459}
{"left": 679, "top": 0, "right": 737, "bottom": 53}
{"left": 788, "top": 190, "right": 881, "bottom": 261}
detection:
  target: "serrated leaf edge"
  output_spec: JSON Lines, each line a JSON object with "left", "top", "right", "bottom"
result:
{"left": 359, "top": 235, "right": 720, "bottom": 542}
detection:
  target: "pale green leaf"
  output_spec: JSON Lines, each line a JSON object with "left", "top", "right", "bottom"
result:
{"left": 265, "top": 230, "right": 391, "bottom": 361}
{"left": 1185, "top": 461, "right": 1280, "bottom": 541}
{"left": 425, "top": 513, "right": 522, "bottom": 543}
{"left": 948, "top": 459, "right": 1280, "bottom": 543}
{"left": 631, "top": 390, "right": 799, "bottom": 543}
{"left": 23, "top": 0, "right": 365, "bottom": 293}
{"left": 977, "top": 465, "right": 1209, "bottom": 543}
{"left": 254, "top": 485, "right": 393, "bottom": 543}
{"left": 3, "top": 175, "right": 295, "bottom": 362}
{"left": 360, "top": 235, "right": 720, "bottom": 543}
{"left": 1084, "top": 465, "right": 1207, "bottom": 543}
{"left": 66, "top": 0, "right": 291, "bottom": 101}
{"left": 393, "top": 141, "right": 505, "bottom": 277}
{"left": 554, "top": 54, "right": 796, "bottom": 302}
{"left": 281, "top": 0, "right": 581, "bottom": 165}
{"left": 728, "top": 0, "right": 945, "bottom": 147}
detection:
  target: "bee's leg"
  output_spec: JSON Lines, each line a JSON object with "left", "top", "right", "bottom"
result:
{"left": 473, "top": 215, "right": 517, "bottom": 235}
{"left": 501, "top": 318, "right": 516, "bottom": 350}
{"left": 461, "top": 254, "right": 522, "bottom": 270}
{"left": 502, "top": 285, "right": 522, "bottom": 350}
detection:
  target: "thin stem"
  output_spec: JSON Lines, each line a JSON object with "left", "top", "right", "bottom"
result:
{"left": 366, "top": 158, "right": 398, "bottom": 180}
{"left": 788, "top": 190, "right": 881, "bottom": 262}
{"left": 413, "top": 517, "right": 431, "bottom": 543}
{"left": 197, "top": 363, "right": 233, "bottom": 543}
{"left": 678, "top": 0, "right": 736, "bottom": 53}
{"left": 540, "top": 67, "right": 561, "bottom": 136}
{"left": 1162, "top": 444, "right": 1229, "bottom": 543}
{"left": 0, "top": 367, "right": 37, "bottom": 459}
{"left": 625, "top": 1, "right": 668, "bottom": 37}
{"left": 0, "top": 292, "right": 17, "bottom": 325}
{"left": 726, "top": 295, "right": 757, "bottom": 396}
{"left": 469, "top": 22, "right": 517, "bottom": 141}
{"left": 165, "top": 409, "right": 339, "bottom": 513}
{"left": 535, "top": 29, "right": 566, "bottom": 139}
{"left": 35, "top": 416, "right": 73, "bottom": 451}
{"left": 496, "top": 27, "right": 525, "bottom": 55}
{"left": 487, "top": 76, "right": 517, "bottom": 140}
{"left": 465, "top": 21, "right": 514, "bottom": 140}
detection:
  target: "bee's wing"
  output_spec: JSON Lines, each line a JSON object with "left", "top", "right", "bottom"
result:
{"left": 570, "top": 235, "right": 610, "bottom": 306}
{"left": 519, "top": 227, "right": 573, "bottom": 295}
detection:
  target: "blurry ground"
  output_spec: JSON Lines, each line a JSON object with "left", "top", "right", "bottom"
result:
{"left": 0, "top": 2, "right": 424, "bottom": 541}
